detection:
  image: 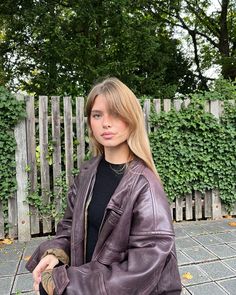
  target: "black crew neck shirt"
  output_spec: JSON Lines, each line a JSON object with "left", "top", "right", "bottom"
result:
{"left": 86, "top": 157, "right": 125, "bottom": 262}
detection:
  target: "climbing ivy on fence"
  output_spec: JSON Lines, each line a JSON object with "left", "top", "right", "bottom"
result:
{"left": 26, "top": 171, "right": 69, "bottom": 224}
{"left": 0, "top": 87, "right": 25, "bottom": 202}
{"left": 149, "top": 96, "right": 236, "bottom": 212}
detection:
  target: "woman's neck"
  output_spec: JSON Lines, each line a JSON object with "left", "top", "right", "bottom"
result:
{"left": 104, "top": 143, "right": 132, "bottom": 164}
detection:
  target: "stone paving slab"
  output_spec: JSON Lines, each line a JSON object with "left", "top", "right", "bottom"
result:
{"left": 177, "top": 250, "right": 193, "bottom": 266}
{"left": 0, "top": 261, "right": 18, "bottom": 277}
{"left": 182, "top": 246, "right": 218, "bottom": 263}
{"left": 198, "top": 261, "right": 236, "bottom": 280}
{"left": 192, "top": 234, "right": 224, "bottom": 246}
{"left": 175, "top": 236, "right": 201, "bottom": 249}
{"left": 182, "top": 225, "right": 210, "bottom": 236}
{"left": 213, "top": 232, "right": 236, "bottom": 243}
{"left": 223, "top": 257, "right": 236, "bottom": 271}
{"left": 18, "top": 259, "right": 29, "bottom": 274}
{"left": 206, "top": 244, "right": 236, "bottom": 259}
{"left": 174, "top": 227, "right": 188, "bottom": 238}
{"left": 0, "top": 276, "right": 14, "bottom": 295}
{"left": 228, "top": 242, "right": 236, "bottom": 250}
{"left": 0, "top": 246, "right": 23, "bottom": 263}
{"left": 12, "top": 273, "right": 34, "bottom": 294}
{"left": 215, "top": 219, "right": 236, "bottom": 231}
{"left": 187, "top": 282, "right": 228, "bottom": 295}
{"left": 217, "top": 277, "right": 236, "bottom": 295}
{"left": 199, "top": 223, "right": 229, "bottom": 234}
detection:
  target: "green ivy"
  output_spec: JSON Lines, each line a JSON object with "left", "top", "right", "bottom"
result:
{"left": 0, "top": 87, "right": 25, "bottom": 202}
{"left": 149, "top": 97, "right": 236, "bottom": 212}
{"left": 26, "top": 172, "right": 69, "bottom": 224}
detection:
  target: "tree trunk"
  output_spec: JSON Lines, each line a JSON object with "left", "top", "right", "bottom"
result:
{"left": 218, "top": 0, "right": 235, "bottom": 79}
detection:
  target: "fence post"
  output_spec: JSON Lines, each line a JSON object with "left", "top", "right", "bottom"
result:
{"left": 211, "top": 189, "right": 222, "bottom": 219}
{"left": 143, "top": 99, "right": 151, "bottom": 133}
{"left": 15, "top": 94, "right": 31, "bottom": 241}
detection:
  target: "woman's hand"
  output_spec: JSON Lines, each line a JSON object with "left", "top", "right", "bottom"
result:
{"left": 32, "top": 254, "right": 59, "bottom": 293}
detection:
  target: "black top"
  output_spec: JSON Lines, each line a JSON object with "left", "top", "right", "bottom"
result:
{"left": 86, "top": 157, "right": 125, "bottom": 262}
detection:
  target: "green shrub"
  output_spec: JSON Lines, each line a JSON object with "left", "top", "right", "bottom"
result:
{"left": 149, "top": 97, "right": 236, "bottom": 212}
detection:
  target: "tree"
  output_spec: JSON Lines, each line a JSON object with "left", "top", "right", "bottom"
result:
{"left": 145, "top": 0, "right": 236, "bottom": 89}
{"left": 0, "top": 0, "right": 194, "bottom": 97}
{"left": 0, "top": 15, "right": 8, "bottom": 86}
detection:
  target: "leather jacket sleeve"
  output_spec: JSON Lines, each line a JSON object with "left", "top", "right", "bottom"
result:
{"left": 52, "top": 175, "right": 181, "bottom": 295}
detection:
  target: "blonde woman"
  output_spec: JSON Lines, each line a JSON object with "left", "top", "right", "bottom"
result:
{"left": 26, "top": 77, "right": 181, "bottom": 295}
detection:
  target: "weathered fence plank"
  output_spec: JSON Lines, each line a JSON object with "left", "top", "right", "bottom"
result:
{"left": 185, "top": 194, "right": 193, "bottom": 220}
{"left": 64, "top": 97, "right": 74, "bottom": 186}
{"left": 76, "top": 97, "right": 85, "bottom": 169}
{"left": 210, "top": 100, "right": 221, "bottom": 119}
{"left": 26, "top": 96, "right": 40, "bottom": 235}
{"left": 51, "top": 96, "right": 62, "bottom": 217}
{"left": 39, "top": 96, "right": 51, "bottom": 233}
{"left": 183, "top": 98, "right": 191, "bottom": 108}
{"left": 163, "top": 99, "right": 171, "bottom": 112}
{"left": 153, "top": 99, "right": 161, "bottom": 114}
{"left": 175, "top": 197, "right": 183, "bottom": 221}
{"left": 8, "top": 196, "right": 17, "bottom": 238}
{"left": 195, "top": 191, "right": 203, "bottom": 220}
{"left": 204, "top": 190, "right": 212, "bottom": 218}
{"left": 14, "top": 94, "right": 31, "bottom": 242}
{"left": 211, "top": 189, "right": 222, "bottom": 219}
{"left": 173, "top": 99, "right": 182, "bottom": 111}
{"left": 143, "top": 99, "right": 151, "bottom": 133}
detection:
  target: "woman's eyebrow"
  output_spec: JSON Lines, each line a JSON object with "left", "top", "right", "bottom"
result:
{"left": 91, "top": 109, "right": 102, "bottom": 113}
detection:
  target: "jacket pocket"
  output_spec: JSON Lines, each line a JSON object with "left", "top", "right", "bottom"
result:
{"left": 97, "top": 244, "right": 127, "bottom": 265}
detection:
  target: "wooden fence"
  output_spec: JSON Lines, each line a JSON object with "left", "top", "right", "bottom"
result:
{"left": 0, "top": 96, "right": 235, "bottom": 241}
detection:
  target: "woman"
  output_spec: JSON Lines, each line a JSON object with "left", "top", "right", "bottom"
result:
{"left": 26, "top": 77, "right": 182, "bottom": 295}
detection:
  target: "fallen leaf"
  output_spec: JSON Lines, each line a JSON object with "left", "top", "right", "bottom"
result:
{"left": 182, "top": 272, "right": 193, "bottom": 280}
{"left": 228, "top": 221, "right": 236, "bottom": 227}
{"left": 224, "top": 215, "right": 233, "bottom": 219}
{"left": 23, "top": 255, "right": 31, "bottom": 261}
{"left": 0, "top": 238, "right": 13, "bottom": 245}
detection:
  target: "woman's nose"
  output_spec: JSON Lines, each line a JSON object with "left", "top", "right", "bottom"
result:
{"left": 102, "top": 115, "right": 112, "bottom": 128}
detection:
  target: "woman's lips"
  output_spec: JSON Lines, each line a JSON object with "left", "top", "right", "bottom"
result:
{"left": 101, "top": 132, "right": 115, "bottom": 139}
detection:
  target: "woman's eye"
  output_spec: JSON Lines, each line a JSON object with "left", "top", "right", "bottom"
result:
{"left": 92, "top": 113, "right": 101, "bottom": 119}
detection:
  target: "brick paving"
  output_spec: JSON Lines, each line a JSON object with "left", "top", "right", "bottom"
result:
{"left": 0, "top": 218, "right": 236, "bottom": 294}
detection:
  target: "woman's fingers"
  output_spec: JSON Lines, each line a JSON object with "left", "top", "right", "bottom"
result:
{"left": 32, "top": 255, "right": 59, "bottom": 292}
{"left": 33, "top": 280, "right": 39, "bottom": 292}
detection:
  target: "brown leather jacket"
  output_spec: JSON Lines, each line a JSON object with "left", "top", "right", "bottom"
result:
{"left": 26, "top": 156, "right": 181, "bottom": 295}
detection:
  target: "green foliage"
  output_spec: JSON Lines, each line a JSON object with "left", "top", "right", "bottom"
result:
{"left": 27, "top": 172, "right": 69, "bottom": 223}
{"left": 0, "top": 0, "right": 194, "bottom": 98}
{"left": 148, "top": 1, "right": 236, "bottom": 84}
{"left": 149, "top": 96, "right": 236, "bottom": 211}
{"left": 208, "top": 79, "right": 236, "bottom": 101}
{"left": 0, "top": 87, "right": 25, "bottom": 202}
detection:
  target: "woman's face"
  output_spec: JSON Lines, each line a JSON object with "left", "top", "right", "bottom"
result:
{"left": 90, "top": 94, "right": 130, "bottom": 154}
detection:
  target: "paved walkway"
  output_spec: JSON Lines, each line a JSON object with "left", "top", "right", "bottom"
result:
{"left": 0, "top": 218, "right": 236, "bottom": 295}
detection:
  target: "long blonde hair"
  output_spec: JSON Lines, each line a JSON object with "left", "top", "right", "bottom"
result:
{"left": 86, "top": 77, "right": 159, "bottom": 179}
